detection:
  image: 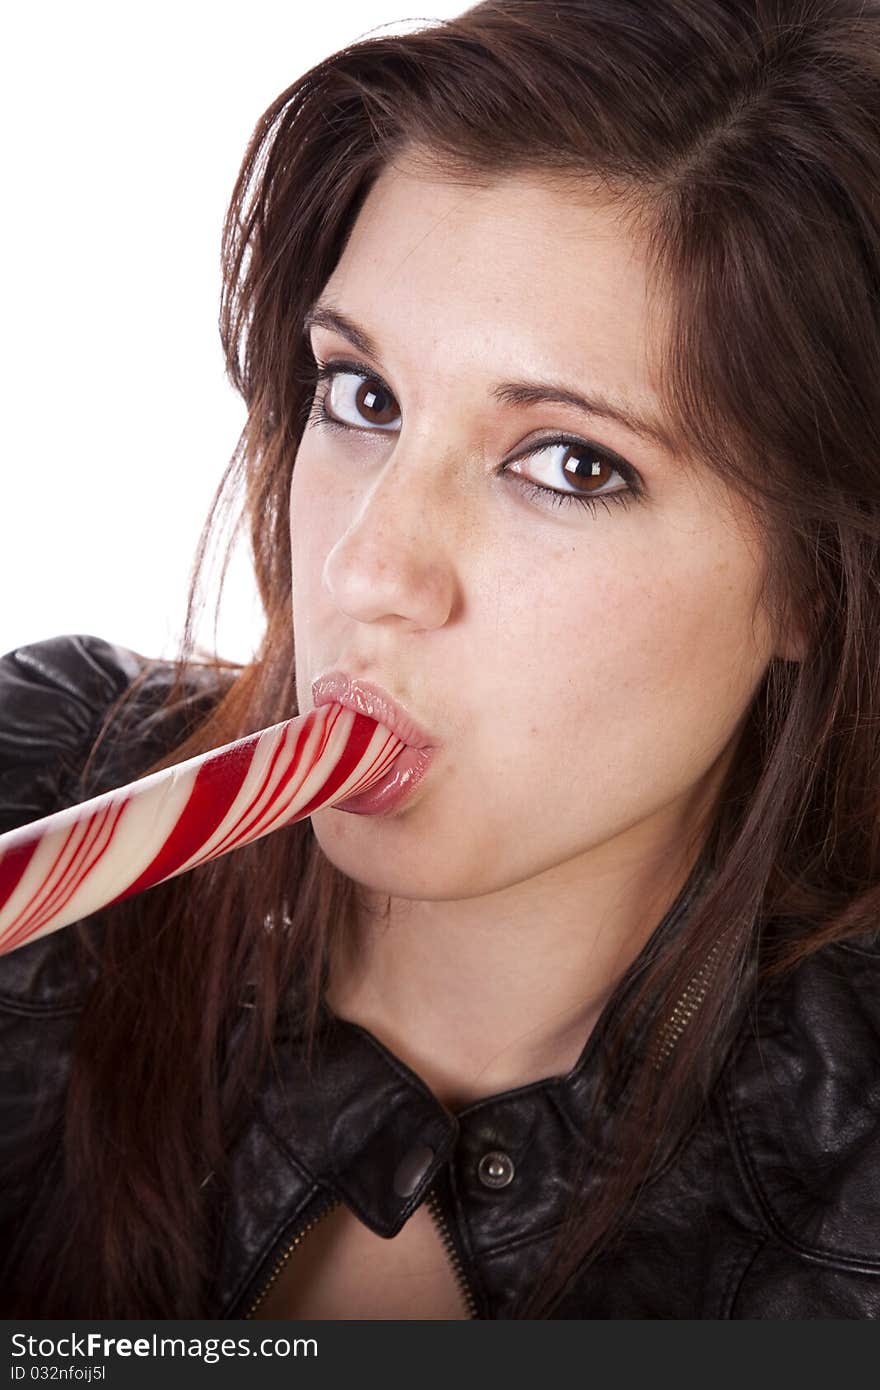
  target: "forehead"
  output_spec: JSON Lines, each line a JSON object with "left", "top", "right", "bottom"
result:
{"left": 320, "top": 159, "right": 667, "bottom": 412}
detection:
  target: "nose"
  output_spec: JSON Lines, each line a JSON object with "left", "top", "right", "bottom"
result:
{"left": 321, "top": 446, "right": 461, "bottom": 629}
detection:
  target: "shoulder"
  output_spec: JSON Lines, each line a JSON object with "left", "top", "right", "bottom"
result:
{"left": 725, "top": 931, "right": 880, "bottom": 1272}
{"left": 0, "top": 633, "right": 237, "bottom": 1009}
{"left": 0, "top": 633, "right": 146, "bottom": 833}
{"left": 0, "top": 632, "right": 238, "bottom": 819}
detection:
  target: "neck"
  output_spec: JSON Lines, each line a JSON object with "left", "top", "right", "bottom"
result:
{"left": 324, "top": 821, "right": 709, "bottom": 1113}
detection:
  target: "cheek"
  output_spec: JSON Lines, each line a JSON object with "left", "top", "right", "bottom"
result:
{"left": 289, "top": 448, "right": 338, "bottom": 602}
{"left": 289, "top": 450, "right": 341, "bottom": 695}
{"left": 471, "top": 541, "right": 769, "bottom": 800}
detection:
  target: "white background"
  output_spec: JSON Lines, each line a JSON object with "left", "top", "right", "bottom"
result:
{"left": 1, "top": 2, "right": 463, "bottom": 665}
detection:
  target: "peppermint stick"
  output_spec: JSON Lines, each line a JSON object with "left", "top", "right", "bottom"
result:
{"left": 0, "top": 704, "right": 404, "bottom": 956}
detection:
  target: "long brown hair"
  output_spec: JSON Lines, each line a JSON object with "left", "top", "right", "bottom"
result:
{"left": 4, "top": 0, "right": 880, "bottom": 1317}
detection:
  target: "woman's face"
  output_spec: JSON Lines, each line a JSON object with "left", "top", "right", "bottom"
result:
{"left": 291, "top": 157, "right": 781, "bottom": 901}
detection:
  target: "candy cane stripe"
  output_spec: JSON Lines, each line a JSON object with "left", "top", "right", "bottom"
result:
{"left": 108, "top": 733, "right": 259, "bottom": 906}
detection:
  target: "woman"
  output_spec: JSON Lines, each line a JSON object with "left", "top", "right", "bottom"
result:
{"left": 2, "top": 0, "right": 880, "bottom": 1318}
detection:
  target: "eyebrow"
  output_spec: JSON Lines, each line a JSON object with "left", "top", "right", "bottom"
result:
{"left": 302, "top": 301, "right": 676, "bottom": 453}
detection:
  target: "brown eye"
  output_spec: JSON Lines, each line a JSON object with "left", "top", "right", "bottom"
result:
{"left": 321, "top": 367, "right": 401, "bottom": 430}
{"left": 559, "top": 447, "right": 616, "bottom": 494}
{"left": 505, "top": 437, "right": 640, "bottom": 511}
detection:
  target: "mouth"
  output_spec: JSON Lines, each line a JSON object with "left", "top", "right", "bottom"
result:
{"left": 311, "top": 671, "right": 439, "bottom": 817}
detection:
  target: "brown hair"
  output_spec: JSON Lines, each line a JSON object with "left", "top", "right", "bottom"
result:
{"left": 5, "top": 0, "right": 880, "bottom": 1316}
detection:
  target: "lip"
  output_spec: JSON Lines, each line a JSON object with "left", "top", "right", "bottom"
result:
{"left": 326, "top": 744, "right": 437, "bottom": 816}
{"left": 310, "top": 672, "right": 439, "bottom": 750}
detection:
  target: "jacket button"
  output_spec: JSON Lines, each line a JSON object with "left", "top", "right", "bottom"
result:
{"left": 477, "top": 1150, "right": 515, "bottom": 1189}
{"left": 393, "top": 1143, "right": 435, "bottom": 1198}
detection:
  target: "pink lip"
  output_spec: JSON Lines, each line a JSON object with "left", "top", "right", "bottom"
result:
{"left": 310, "top": 672, "right": 439, "bottom": 750}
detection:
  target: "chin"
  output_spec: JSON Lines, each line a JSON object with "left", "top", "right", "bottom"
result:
{"left": 308, "top": 812, "right": 486, "bottom": 901}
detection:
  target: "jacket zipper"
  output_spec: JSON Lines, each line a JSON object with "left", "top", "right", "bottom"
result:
{"left": 425, "top": 1182, "right": 480, "bottom": 1319}
{"left": 241, "top": 1182, "right": 479, "bottom": 1319}
{"left": 242, "top": 1193, "right": 341, "bottom": 1318}
{"left": 650, "top": 930, "right": 728, "bottom": 1070}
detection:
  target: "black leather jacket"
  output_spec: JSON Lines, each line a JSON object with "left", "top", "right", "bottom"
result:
{"left": 2, "top": 634, "right": 880, "bottom": 1319}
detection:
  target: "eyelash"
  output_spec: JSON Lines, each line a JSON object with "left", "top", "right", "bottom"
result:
{"left": 305, "top": 358, "right": 644, "bottom": 517}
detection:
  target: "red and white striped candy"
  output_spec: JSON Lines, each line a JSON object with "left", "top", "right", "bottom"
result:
{"left": 0, "top": 703, "right": 404, "bottom": 957}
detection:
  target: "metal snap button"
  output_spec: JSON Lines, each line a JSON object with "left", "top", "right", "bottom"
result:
{"left": 393, "top": 1143, "right": 435, "bottom": 1198}
{"left": 477, "top": 1150, "right": 515, "bottom": 1189}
